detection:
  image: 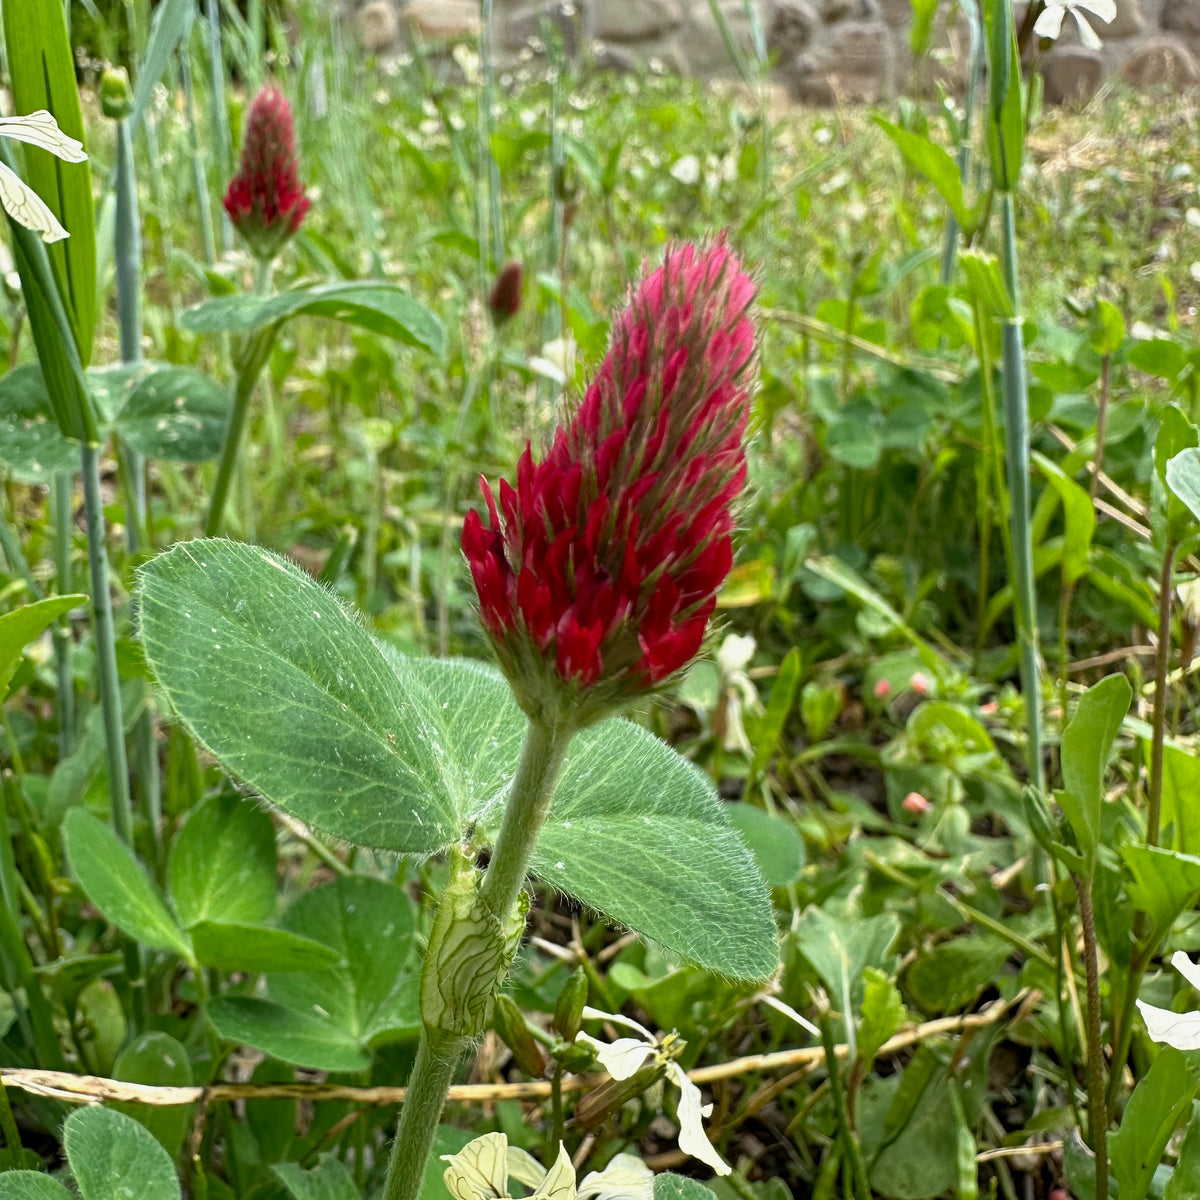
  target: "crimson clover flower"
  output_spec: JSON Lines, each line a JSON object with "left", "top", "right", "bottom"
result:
{"left": 223, "top": 87, "right": 309, "bottom": 261}
{"left": 462, "top": 237, "right": 756, "bottom": 722}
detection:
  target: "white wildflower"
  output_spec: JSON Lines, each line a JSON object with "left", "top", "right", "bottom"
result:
{"left": 1136, "top": 952, "right": 1200, "bottom": 1050}
{"left": 578, "top": 1007, "right": 731, "bottom": 1176}
{"left": 0, "top": 110, "right": 87, "bottom": 242}
{"left": 442, "top": 1132, "right": 652, "bottom": 1200}
{"left": 1033, "top": 0, "right": 1116, "bottom": 51}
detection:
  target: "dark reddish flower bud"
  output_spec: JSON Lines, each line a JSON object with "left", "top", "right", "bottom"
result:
{"left": 462, "top": 236, "right": 756, "bottom": 724}
{"left": 223, "top": 87, "right": 309, "bottom": 261}
{"left": 488, "top": 261, "right": 523, "bottom": 326}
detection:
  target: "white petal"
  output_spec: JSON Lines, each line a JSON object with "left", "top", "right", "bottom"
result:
{"left": 1136, "top": 1000, "right": 1200, "bottom": 1050}
{"left": 531, "top": 1143, "right": 576, "bottom": 1199}
{"left": 667, "top": 1063, "right": 732, "bottom": 1176}
{"left": 1071, "top": 11, "right": 1102, "bottom": 50}
{"left": 0, "top": 111, "right": 87, "bottom": 162}
{"left": 509, "top": 1146, "right": 550, "bottom": 1189}
{"left": 1171, "top": 952, "right": 1200, "bottom": 993}
{"left": 578, "top": 1154, "right": 654, "bottom": 1200}
{"left": 1079, "top": 0, "right": 1117, "bottom": 22}
{"left": 578, "top": 1034, "right": 655, "bottom": 1081}
{"left": 1033, "top": 5, "right": 1066, "bottom": 38}
{"left": 582, "top": 1008, "right": 656, "bottom": 1042}
{"left": 0, "top": 160, "right": 69, "bottom": 242}
{"left": 717, "top": 633, "right": 756, "bottom": 674}
{"left": 442, "top": 1132, "right": 510, "bottom": 1200}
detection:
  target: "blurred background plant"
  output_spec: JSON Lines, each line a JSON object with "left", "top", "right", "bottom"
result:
{"left": 0, "top": 0, "right": 1198, "bottom": 1197}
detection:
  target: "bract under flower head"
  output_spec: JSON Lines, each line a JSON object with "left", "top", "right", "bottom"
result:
{"left": 223, "top": 87, "right": 309, "bottom": 261}
{"left": 462, "top": 236, "right": 756, "bottom": 723}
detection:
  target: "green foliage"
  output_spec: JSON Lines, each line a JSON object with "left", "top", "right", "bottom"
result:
{"left": 178, "top": 283, "right": 447, "bottom": 357}
{"left": 1057, "top": 675, "right": 1131, "bottom": 867}
{"left": 62, "top": 1105, "right": 181, "bottom": 1200}
{"left": 139, "top": 539, "right": 778, "bottom": 980}
{"left": 1110, "top": 1049, "right": 1198, "bottom": 1200}
{"left": 0, "top": 596, "right": 85, "bottom": 698}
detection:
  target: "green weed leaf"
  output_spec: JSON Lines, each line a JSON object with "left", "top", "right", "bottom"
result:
{"left": 0, "top": 1175, "right": 72, "bottom": 1200}
{"left": 1121, "top": 845, "right": 1200, "bottom": 943}
{"left": 1058, "top": 674, "right": 1131, "bottom": 865}
{"left": 112, "top": 1031, "right": 193, "bottom": 1160}
{"left": 874, "top": 119, "right": 973, "bottom": 233}
{"left": 62, "top": 810, "right": 192, "bottom": 960}
{"left": 190, "top": 922, "right": 342, "bottom": 973}
{"left": 63, "top": 1106, "right": 181, "bottom": 1200}
{"left": 139, "top": 540, "right": 461, "bottom": 856}
{"left": 205, "top": 996, "right": 369, "bottom": 1073}
{"left": 1110, "top": 1047, "right": 1198, "bottom": 1200}
{"left": 0, "top": 595, "right": 85, "bottom": 699}
{"left": 207, "top": 876, "right": 419, "bottom": 1070}
{"left": 273, "top": 1156, "right": 362, "bottom": 1200}
{"left": 168, "top": 793, "right": 278, "bottom": 928}
{"left": 178, "top": 282, "right": 446, "bottom": 358}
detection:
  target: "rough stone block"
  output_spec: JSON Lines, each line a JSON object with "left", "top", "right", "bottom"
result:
{"left": 782, "top": 19, "right": 895, "bottom": 102}
{"left": 356, "top": 0, "right": 401, "bottom": 53}
{"left": 676, "top": 1, "right": 760, "bottom": 74}
{"left": 502, "top": 1, "right": 588, "bottom": 54}
{"left": 767, "top": 0, "right": 818, "bottom": 60}
{"left": 593, "top": 0, "right": 684, "bottom": 41}
{"left": 1121, "top": 36, "right": 1200, "bottom": 89}
{"left": 1041, "top": 45, "right": 1103, "bottom": 103}
{"left": 404, "top": 0, "right": 481, "bottom": 41}
{"left": 1163, "top": 0, "right": 1200, "bottom": 39}
{"left": 1101, "top": 0, "right": 1143, "bottom": 39}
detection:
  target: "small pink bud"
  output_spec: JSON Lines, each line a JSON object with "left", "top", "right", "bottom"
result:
{"left": 488, "top": 261, "right": 523, "bottom": 325}
{"left": 872, "top": 678, "right": 891, "bottom": 700}
{"left": 1049, "top": 1189, "right": 1071, "bottom": 1200}
{"left": 909, "top": 672, "right": 930, "bottom": 696}
{"left": 902, "top": 792, "right": 930, "bottom": 815}
{"left": 223, "top": 87, "right": 309, "bottom": 261}
{"left": 979, "top": 700, "right": 999, "bottom": 715}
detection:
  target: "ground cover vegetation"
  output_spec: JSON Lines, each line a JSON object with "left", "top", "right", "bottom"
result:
{"left": 1, "top": 0, "right": 1200, "bottom": 1196}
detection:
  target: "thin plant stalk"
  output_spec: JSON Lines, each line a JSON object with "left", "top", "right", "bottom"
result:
{"left": 998, "top": 192, "right": 1043, "bottom": 791}
{"left": 52, "top": 472, "right": 75, "bottom": 759}
{"left": 204, "top": 0, "right": 232, "bottom": 254}
{"left": 1089, "top": 356, "right": 1112, "bottom": 501}
{"left": 205, "top": 313, "right": 274, "bottom": 538}
{"left": 1147, "top": 540, "right": 1176, "bottom": 851}
{"left": 1072, "top": 872, "right": 1109, "bottom": 1200}
{"left": 0, "top": 499, "right": 41, "bottom": 600}
{"left": 80, "top": 444, "right": 133, "bottom": 848}
{"left": 115, "top": 117, "right": 148, "bottom": 550}
{"left": 940, "top": 0, "right": 983, "bottom": 286}
{"left": 381, "top": 716, "right": 575, "bottom": 1200}
{"left": 115, "top": 113, "right": 164, "bottom": 865}
{"left": 181, "top": 50, "right": 217, "bottom": 267}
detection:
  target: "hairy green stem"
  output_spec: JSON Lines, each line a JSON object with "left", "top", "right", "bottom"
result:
{"left": 381, "top": 716, "right": 575, "bottom": 1198}
{"left": 478, "top": 717, "right": 574, "bottom": 921}
{"left": 205, "top": 324, "right": 274, "bottom": 537}
{"left": 382, "top": 1030, "right": 468, "bottom": 1200}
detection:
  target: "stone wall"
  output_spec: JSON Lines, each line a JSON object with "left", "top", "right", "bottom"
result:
{"left": 349, "top": 0, "right": 1200, "bottom": 103}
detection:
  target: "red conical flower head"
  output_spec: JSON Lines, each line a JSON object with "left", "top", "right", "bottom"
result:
{"left": 462, "top": 237, "right": 756, "bottom": 723}
{"left": 223, "top": 87, "right": 309, "bottom": 261}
